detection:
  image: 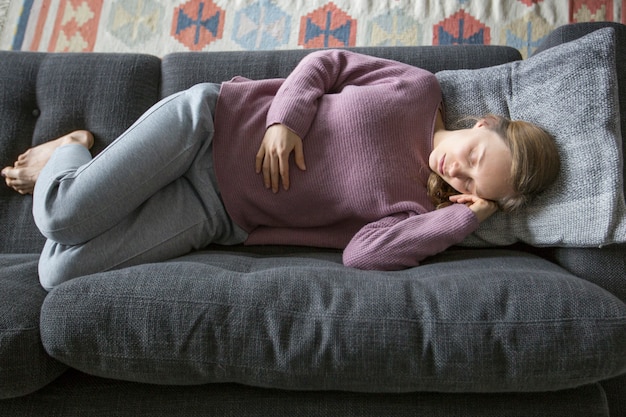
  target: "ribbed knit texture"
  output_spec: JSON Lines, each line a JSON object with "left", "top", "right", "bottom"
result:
{"left": 213, "top": 50, "right": 478, "bottom": 269}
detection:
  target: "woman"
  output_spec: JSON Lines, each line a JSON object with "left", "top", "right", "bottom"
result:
{"left": 1, "top": 50, "right": 559, "bottom": 289}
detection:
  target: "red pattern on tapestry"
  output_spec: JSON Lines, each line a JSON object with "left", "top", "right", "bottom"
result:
{"left": 48, "top": 0, "right": 103, "bottom": 52}
{"left": 518, "top": 0, "right": 544, "bottom": 6}
{"left": 569, "top": 0, "right": 614, "bottom": 22}
{"left": 30, "top": 0, "right": 52, "bottom": 50}
{"left": 433, "top": 9, "right": 491, "bottom": 45}
{"left": 298, "top": 2, "right": 357, "bottom": 48}
{"left": 172, "top": 0, "right": 225, "bottom": 51}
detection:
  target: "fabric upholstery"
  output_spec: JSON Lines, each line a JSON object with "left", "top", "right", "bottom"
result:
{"left": 533, "top": 22, "right": 626, "bottom": 185}
{"left": 0, "top": 22, "right": 624, "bottom": 417}
{"left": 0, "top": 52, "right": 162, "bottom": 254}
{"left": 0, "top": 369, "right": 610, "bottom": 417}
{"left": 0, "top": 52, "right": 48, "bottom": 254}
{"left": 0, "top": 254, "right": 66, "bottom": 399}
{"left": 534, "top": 244, "right": 626, "bottom": 303}
{"left": 600, "top": 373, "right": 626, "bottom": 417}
{"left": 436, "top": 28, "right": 626, "bottom": 248}
{"left": 527, "top": 21, "right": 626, "bottom": 312}
{"left": 160, "top": 45, "right": 521, "bottom": 96}
{"left": 41, "top": 249, "right": 626, "bottom": 393}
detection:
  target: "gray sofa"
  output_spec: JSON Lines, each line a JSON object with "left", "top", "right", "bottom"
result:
{"left": 1, "top": 22, "right": 625, "bottom": 417}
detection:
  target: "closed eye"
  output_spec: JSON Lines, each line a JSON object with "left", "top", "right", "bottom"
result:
{"left": 469, "top": 147, "right": 483, "bottom": 168}
{"left": 468, "top": 150, "right": 475, "bottom": 167}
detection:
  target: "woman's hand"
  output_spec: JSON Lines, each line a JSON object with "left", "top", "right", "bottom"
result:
{"left": 449, "top": 194, "right": 499, "bottom": 223}
{"left": 255, "top": 124, "right": 307, "bottom": 193}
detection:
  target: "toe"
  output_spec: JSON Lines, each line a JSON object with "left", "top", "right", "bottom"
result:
{"left": 2, "top": 167, "right": 17, "bottom": 178}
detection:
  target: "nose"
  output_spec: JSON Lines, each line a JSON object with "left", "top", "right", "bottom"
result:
{"left": 448, "top": 160, "right": 464, "bottom": 178}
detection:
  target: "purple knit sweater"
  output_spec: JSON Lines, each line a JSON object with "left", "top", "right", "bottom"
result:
{"left": 213, "top": 50, "right": 478, "bottom": 270}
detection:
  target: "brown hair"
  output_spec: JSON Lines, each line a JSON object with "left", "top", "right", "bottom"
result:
{"left": 427, "top": 115, "right": 560, "bottom": 212}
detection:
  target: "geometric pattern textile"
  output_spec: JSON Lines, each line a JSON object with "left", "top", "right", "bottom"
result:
{"left": 1, "top": 0, "right": 624, "bottom": 58}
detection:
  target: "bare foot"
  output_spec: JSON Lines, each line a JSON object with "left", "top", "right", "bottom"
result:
{"left": 1, "top": 130, "right": 94, "bottom": 195}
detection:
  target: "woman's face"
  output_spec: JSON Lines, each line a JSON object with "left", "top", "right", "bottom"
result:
{"left": 429, "top": 120, "right": 514, "bottom": 201}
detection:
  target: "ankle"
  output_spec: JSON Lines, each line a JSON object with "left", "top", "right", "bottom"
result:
{"left": 62, "top": 130, "right": 94, "bottom": 149}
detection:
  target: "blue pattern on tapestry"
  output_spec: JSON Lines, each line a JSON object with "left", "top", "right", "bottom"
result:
{"left": 505, "top": 21, "right": 548, "bottom": 58}
{"left": 12, "top": 0, "right": 34, "bottom": 50}
{"left": 109, "top": 0, "right": 164, "bottom": 47}
{"left": 303, "top": 11, "right": 352, "bottom": 47}
{"left": 437, "top": 18, "right": 486, "bottom": 44}
{"left": 176, "top": 2, "right": 221, "bottom": 45}
{"left": 233, "top": 0, "right": 291, "bottom": 50}
{"left": 367, "top": 9, "right": 420, "bottom": 46}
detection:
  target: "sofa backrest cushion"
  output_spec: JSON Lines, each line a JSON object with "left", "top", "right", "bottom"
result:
{"left": 160, "top": 45, "right": 521, "bottom": 97}
{"left": 0, "top": 52, "right": 161, "bottom": 253}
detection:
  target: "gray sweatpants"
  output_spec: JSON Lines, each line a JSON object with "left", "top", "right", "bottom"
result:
{"left": 34, "top": 83, "right": 248, "bottom": 290}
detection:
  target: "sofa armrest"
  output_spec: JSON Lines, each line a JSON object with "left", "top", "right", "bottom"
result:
{"left": 538, "top": 245, "right": 626, "bottom": 303}
{"left": 532, "top": 23, "right": 626, "bottom": 305}
{"left": 0, "top": 52, "right": 161, "bottom": 253}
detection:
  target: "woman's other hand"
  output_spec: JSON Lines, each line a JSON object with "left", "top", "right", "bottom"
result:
{"left": 449, "top": 194, "right": 499, "bottom": 222}
{"left": 255, "top": 124, "right": 307, "bottom": 193}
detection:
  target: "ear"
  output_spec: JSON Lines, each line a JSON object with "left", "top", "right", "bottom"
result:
{"left": 472, "top": 119, "right": 486, "bottom": 129}
{"left": 475, "top": 115, "right": 496, "bottom": 129}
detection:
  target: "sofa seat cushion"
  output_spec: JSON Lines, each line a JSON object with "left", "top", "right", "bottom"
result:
{"left": 0, "top": 254, "right": 67, "bottom": 399}
{"left": 0, "top": 369, "right": 611, "bottom": 417}
{"left": 40, "top": 249, "right": 626, "bottom": 393}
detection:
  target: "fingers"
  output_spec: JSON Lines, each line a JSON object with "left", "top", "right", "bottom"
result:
{"left": 278, "top": 149, "right": 290, "bottom": 191}
{"left": 255, "top": 124, "right": 306, "bottom": 193}
{"left": 255, "top": 148, "right": 264, "bottom": 175}
{"left": 448, "top": 194, "right": 477, "bottom": 206}
{"left": 294, "top": 139, "right": 307, "bottom": 172}
{"left": 449, "top": 194, "right": 499, "bottom": 223}
{"left": 255, "top": 141, "right": 291, "bottom": 193}
{"left": 255, "top": 147, "right": 272, "bottom": 190}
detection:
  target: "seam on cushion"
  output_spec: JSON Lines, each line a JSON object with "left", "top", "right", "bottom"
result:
{"left": 47, "top": 293, "right": 626, "bottom": 325}
{"left": 0, "top": 327, "right": 39, "bottom": 332}
{"left": 56, "top": 351, "right": 621, "bottom": 389}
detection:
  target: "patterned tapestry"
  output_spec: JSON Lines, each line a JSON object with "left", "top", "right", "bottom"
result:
{"left": 0, "top": 0, "right": 624, "bottom": 58}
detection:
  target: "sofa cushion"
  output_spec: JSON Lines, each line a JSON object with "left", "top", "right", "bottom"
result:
{"left": 0, "top": 51, "right": 161, "bottom": 254}
{"left": 435, "top": 28, "right": 626, "bottom": 248}
{"left": 40, "top": 249, "right": 626, "bottom": 393}
{"left": 0, "top": 254, "right": 67, "bottom": 399}
{"left": 534, "top": 243, "right": 626, "bottom": 303}
{"left": 533, "top": 22, "right": 626, "bottom": 187}
{"left": 160, "top": 45, "right": 521, "bottom": 97}
{"left": 0, "top": 52, "right": 48, "bottom": 254}
{"left": 0, "top": 369, "right": 610, "bottom": 417}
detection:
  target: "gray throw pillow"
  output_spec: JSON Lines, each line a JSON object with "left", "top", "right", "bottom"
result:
{"left": 436, "top": 28, "right": 626, "bottom": 247}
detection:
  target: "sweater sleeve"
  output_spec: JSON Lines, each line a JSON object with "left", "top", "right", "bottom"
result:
{"left": 266, "top": 49, "right": 436, "bottom": 138}
{"left": 342, "top": 204, "right": 480, "bottom": 270}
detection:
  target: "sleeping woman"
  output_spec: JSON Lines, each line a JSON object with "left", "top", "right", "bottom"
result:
{"left": 1, "top": 49, "right": 560, "bottom": 290}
